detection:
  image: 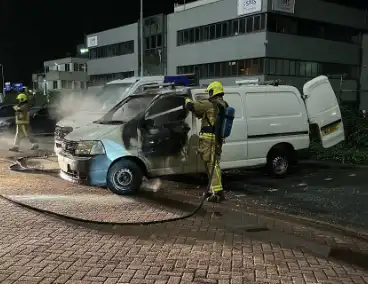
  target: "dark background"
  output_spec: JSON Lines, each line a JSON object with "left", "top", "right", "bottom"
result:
{"left": 0, "top": 0, "right": 174, "bottom": 85}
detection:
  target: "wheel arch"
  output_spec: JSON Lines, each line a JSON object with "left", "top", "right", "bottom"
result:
{"left": 108, "top": 156, "right": 148, "bottom": 177}
{"left": 267, "top": 142, "right": 295, "bottom": 161}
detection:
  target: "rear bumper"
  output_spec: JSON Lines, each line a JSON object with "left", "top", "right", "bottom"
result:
{"left": 57, "top": 151, "right": 111, "bottom": 186}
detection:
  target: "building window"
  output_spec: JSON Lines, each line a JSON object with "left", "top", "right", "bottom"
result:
{"left": 178, "top": 58, "right": 358, "bottom": 80}
{"left": 267, "top": 13, "right": 362, "bottom": 44}
{"left": 177, "top": 58, "right": 264, "bottom": 78}
{"left": 89, "top": 40, "right": 134, "bottom": 59}
{"left": 53, "top": 81, "right": 58, "bottom": 89}
{"left": 264, "top": 58, "right": 358, "bottom": 79}
{"left": 61, "top": 80, "right": 67, "bottom": 88}
{"left": 177, "top": 14, "right": 266, "bottom": 46}
{"left": 88, "top": 71, "right": 134, "bottom": 86}
{"left": 65, "top": 64, "right": 70, "bottom": 72}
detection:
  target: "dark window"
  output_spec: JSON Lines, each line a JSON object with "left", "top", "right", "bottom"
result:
{"left": 237, "top": 60, "right": 246, "bottom": 76}
{"left": 222, "top": 22, "right": 229, "bottom": 37}
{"left": 176, "top": 14, "right": 267, "bottom": 45}
{"left": 220, "top": 62, "right": 229, "bottom": 77}
{"left": 209, "top": 25, "right": 215, "bottom": 39}
{"left": 253, "top": 15, "right": 261, "bottom": 31}
{"left": 267, "top": 13, "right": 362, "bottom": 44}
{"left": 229, "top": 61, "right": 237, "bottom": 76}
{"left": 246, "top": 17, "right": 253, "bottom": 33}
{"left": 189, "top": 29, "right": 195, "bottom": 43}
{"left": 202, "top": 26, "right": 209, "bottom": 40}
{"left": 195, "top": 28, "right": 201, "bottom": 41}
{"left": 231, "top": 19, "right": 239, "bottom": 35}
{"left": 215, "top": 23, "right": 222, "bottom": 39}
{"left": 208, "top": 63, "right": 215, "bottom": 77}
{"left": 239, "top": 18, "right": 246, "bottom": 33}
{"left": 157, "top": 34, "right": 162, "bottom": 47}
{"left": 88, "top": 41, "right": 134, "bottom": 59}
{"left": 289, "top": 61, "right": 296, "bottom": 76}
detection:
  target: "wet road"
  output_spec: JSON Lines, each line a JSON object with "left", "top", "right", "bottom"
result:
{"left": 223, "top": 165, "right": 368, "bottom": 230}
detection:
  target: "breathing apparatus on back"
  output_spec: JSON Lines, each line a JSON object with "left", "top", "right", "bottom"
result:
{"left": 205, "top": 82, "right": 235, "bottom": 143}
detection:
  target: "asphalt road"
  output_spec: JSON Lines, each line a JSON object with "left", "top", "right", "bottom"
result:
{"left": 1, "top": 133, "right": 366, "bottom": 231}
{"left": 223, "top": 165, "right": 368, "bottom": 231}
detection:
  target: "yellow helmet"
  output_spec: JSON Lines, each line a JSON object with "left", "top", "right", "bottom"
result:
{"left": 205, "top": 81, "right": 224, "bottom": 97}
{"left": 16, "top": 93, "right": 28, "bottom": 102}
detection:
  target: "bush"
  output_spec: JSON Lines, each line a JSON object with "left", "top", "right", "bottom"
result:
{"left": 310, "top": 104, "right": 368, "bottom": 164}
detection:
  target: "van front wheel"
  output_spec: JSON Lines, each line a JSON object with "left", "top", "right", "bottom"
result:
{"left": 107, "top": 159, "right": 143, "bottom": 195}
{"left": 267, "top": 149, "right": 293, "bottom": 178}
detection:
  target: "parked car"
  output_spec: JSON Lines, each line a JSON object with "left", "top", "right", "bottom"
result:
{"left": 0, "top": 105, "right": 58, "bottom": 135}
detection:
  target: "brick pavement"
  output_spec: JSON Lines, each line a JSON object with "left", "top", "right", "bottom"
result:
{"left": 1, "top": 159, "right": 368, "bottom": 283}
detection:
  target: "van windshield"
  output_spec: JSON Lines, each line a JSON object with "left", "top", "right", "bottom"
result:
{"left": 80, "top": 83, "right": 133, "bottom": 112}
{"left": 95, "top": 94, "right": 156, "bottom": 124}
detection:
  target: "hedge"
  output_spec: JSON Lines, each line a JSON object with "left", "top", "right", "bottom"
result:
{"left": 310, "top": 104, "right": 368, "bottom": 164}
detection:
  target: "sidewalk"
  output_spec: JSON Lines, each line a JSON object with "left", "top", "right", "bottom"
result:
{"left": 1, "top": 158, "right": 368, "bottom": 283}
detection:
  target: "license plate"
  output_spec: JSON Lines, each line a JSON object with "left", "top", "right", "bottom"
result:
{"left": 322, "top": 123, "right": 339, "bottom": 136}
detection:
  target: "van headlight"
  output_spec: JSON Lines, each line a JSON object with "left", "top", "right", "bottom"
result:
{"left": 75, "top": 141, "right": 105, "bottom": 156}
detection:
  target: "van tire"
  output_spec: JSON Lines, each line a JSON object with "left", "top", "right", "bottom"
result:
{"left": 107, "top": 159, "right": 143, "bottom": 195}
{"left": 267, "top": 148, "right": 293, "bottom": 178}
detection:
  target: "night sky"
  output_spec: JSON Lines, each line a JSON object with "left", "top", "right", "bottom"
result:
{"left": 0, "top": 0, "right": 174, "bottom": 85}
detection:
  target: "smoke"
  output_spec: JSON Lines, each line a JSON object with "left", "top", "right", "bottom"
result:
{"left": 47, "top": 87, "right": 105, "bottom": 124}
{"left": 0, "top": 133, "right": 15, "bottom": 150}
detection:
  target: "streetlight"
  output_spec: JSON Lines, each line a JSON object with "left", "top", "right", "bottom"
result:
{"left": 0, "top": 64, "right": 5, "bottom": 96}
{"left": 140, "top": 0, "right": 144, "bottom": 77}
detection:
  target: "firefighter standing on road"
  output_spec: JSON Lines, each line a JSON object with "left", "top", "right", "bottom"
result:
{"left": 185, "top": 82, "right": 228, "bottom": 203}
{"left": 9, "top": 93, "right": 39, "bottom": 152}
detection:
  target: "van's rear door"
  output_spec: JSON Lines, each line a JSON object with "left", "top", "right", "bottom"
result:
{"left": 303, "top": 75, "right": 345, "bottom": 148}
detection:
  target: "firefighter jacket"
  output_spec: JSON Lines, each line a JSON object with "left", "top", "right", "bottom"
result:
{"left": 13, "top": 102, "right": 29, "bottom": 125}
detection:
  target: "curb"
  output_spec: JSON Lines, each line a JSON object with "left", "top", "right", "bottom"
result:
{"left": 300, "top": 160, "right": 368, "bottom": 170}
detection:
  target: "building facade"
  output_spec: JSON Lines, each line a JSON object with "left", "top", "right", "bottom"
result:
{"left": 43, "top": 57, "right": 88, "bottom": 91}
{"left": 86, "top": 23, "right": 138, "bottom": 86}
{"left": 170, "top": 0, "right": 366, "bottom": 102}
{"left": 84, "top": 0, "right": 368, "bottom": 105}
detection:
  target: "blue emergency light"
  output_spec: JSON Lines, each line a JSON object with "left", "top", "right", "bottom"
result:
{"left": 163, "top": 75, "right": 190, "bottom": 86}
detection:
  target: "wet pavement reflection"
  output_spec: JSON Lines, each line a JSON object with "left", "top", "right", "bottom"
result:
{"left": 224, "top": 165, "right": 368, "bottom": 230}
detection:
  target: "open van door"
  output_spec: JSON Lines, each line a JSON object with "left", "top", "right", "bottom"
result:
{"left": 303, "top": 75, "right": 345, "bottom": 148}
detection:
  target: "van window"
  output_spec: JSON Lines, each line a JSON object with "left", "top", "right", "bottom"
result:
{"left": 245, "top": 91, "right": 301, "bottom": 117}
{"left": 194, "top": 92, "right": 243, "bottom": 118}
{"left": 146, "top": 96, "right": 186, "bottom": 124}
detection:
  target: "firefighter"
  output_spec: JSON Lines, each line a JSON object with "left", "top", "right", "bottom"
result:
{"left": 185, "top": 81, "right": 228, "bottom": 203}
{"left": 9, "top": 93, "right": 39, "bottom": 152}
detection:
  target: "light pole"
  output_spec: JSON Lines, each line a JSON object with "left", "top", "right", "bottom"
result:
{"left": 140, "top": 0, "right": 144, "bottom": 77}
{"left": 0, "top": 64, "right": 5, "bottom": 96}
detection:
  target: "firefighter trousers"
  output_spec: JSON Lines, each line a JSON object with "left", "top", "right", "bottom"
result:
{"left": 14, "top": 124, "right": 37, "bottom": 147}
{"left": 198, "top": 133, "right": 223, "bottom": 193}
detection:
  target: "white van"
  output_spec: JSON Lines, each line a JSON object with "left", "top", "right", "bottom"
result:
{"left": 54, "top": 76, "right": 167, "bottom": 154}
{"left": 57, "top": 76, "right": 345, "bottom": 195}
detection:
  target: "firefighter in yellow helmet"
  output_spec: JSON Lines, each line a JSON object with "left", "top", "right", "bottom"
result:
{"left": 185, "top": 81, "right": 228, "bottom": 202}
{"left": 9, "top": 93, "right": 39, "bottom": 152}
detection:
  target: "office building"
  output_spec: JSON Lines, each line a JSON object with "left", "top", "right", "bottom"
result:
{"left": 85, "top": 0, "right": 368, "bottom": 105}
{"left": 43, "top": 57, "right": 89, "bottom": 91}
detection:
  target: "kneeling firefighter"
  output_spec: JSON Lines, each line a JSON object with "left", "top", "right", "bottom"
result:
{"left": 9, "top": 93, "right": 39, "bottom": 152}
{"left": 185, "top": 81, "right": 234, "bottom": 203}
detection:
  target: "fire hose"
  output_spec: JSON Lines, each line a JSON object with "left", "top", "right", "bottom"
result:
{"left": 0, "top": 131, "right": 218, "bottom": 226}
